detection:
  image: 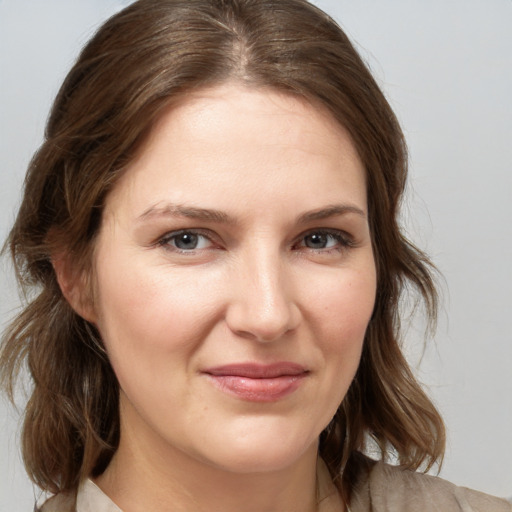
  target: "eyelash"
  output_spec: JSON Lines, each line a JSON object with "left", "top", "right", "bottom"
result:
{"left": 294, "top": 229, "right": 355, "bottom": 253}
{"left": 156, "top": 228, "right": 355, "bottom": 255}
{"left": 157, "top": 229, "right": 217, "bottom": 254}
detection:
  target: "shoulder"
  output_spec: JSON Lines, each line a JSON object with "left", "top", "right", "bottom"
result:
{"left": 350, "top": 456, "right": 511, "bottom": 512}
{"left": 36, "top": 479, "right": 123, "bottom": 512}
{"left": 37, "top": 490, "right": 76, "bottom": 512}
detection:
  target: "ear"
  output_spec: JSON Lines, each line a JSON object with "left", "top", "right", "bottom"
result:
{"left": 52, "top": 252, "right": 97, "bottom": 324}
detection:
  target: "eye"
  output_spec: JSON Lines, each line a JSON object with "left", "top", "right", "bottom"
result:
{"left": 303, "top": 232, "right": 337, "bottom": 249}
{"left": 296, "top": 229, "right": 353, "bottom": 251}
{"left": 159, "top": 230, "right": 214, "bottom": 252}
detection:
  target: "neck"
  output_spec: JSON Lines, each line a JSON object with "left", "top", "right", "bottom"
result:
{"left": 96, "top": 442, "right": 320, "bottom": 512}
{"left": 94, "top": 402, "right": 330, "bottom": 512}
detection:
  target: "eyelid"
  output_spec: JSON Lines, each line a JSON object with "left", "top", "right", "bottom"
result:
{"left": 157, "top": 228, "right": 220, "bottom": 252}
{"left": 293, "top": 228, "right": 356, "bottom": 251}
{"left": 153, "top": 227, "right": 356, "bottom": 255}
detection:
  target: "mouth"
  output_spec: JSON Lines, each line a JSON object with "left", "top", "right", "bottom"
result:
{"left": 202, "top": 363, "right": 309, "bottom": 402}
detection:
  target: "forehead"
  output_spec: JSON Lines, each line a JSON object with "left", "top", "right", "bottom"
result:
{"left": 103, "top": 83, "right": 367, "bottom": 221}
{"left": 157, "top": 84, "right": 345, "bottom": 141}
{"left": 140, "top": 83, "right": 360, "bottom": 164}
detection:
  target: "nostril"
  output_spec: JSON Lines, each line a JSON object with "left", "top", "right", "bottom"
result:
{"left": 225, "top": 257, "right": 301, "bottom": 342}
{"left": 225, "top": 301, "right": 301, "bottom": 343}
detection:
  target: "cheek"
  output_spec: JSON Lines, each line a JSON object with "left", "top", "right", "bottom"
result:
{"left": 315, "top": 266, "right": 376, "bottom": 383}
{"left": 299, "top": 267, "right": 376, "bottom": 429}
{"left": 321, "top": 267, "right": 376, "bottom": 336}
{"left": 92, "top": 256, "right": 223, "bottom": 372}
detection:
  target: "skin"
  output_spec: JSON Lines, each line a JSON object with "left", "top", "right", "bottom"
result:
{"left": 70, "top": 83, "right": 376, "bottom": 511}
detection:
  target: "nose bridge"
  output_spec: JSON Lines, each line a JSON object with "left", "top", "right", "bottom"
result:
{"left": 226, "top": 242, "right": 299, "bottom": 342}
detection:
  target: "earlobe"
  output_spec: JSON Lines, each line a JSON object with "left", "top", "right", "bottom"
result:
{"left": 52, "top": 253, "right": 97, "bottom": 324}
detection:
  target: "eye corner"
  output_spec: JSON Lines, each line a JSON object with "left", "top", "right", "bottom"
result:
{"left": 293, "top": 228, "right": 356, "bottom": 253}
{"left": 157, "top": 228, "right": 221, "bottom": 254}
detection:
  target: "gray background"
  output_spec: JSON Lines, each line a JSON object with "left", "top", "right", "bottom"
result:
{"left": 1, "top": 0, "right": 511, "bottom": 509}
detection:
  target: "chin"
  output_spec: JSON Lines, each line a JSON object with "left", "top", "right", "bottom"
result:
{"left": 194, "top": 429, "right": 319, "bottom": 475}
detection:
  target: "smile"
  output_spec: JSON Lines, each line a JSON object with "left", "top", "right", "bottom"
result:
{"left": 203, "top": 363, "right": 309, "bottom": 402}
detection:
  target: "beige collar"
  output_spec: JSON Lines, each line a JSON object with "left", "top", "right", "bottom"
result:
{"left": 40, "top": 458, "right": 345, "bottom": 512}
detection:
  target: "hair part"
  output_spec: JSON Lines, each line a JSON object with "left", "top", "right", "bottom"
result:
{"left": 1, "top": 0, "right": 444, "bottom": 504}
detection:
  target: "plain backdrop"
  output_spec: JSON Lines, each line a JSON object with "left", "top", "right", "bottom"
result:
{"left": 1, "top": 1, "right": 511, "bottom": 509}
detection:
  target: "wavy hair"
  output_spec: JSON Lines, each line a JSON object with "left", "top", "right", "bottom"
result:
{"left": 1, "top": 0, "right": 444, "bottom": 504}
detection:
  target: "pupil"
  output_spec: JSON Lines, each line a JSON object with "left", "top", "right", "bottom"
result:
{"left": 175, "top": 233, "right": 198, "bottom": 249}
{"left": 306, "top": 233, "right": 327, "bottom": 248}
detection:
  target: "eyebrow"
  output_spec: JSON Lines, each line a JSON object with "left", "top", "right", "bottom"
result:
{"left": 138, "top": 204, "right": 234, "bottom": 224}
{"left": 137, "top": 202, "right": 366, "bottom": 225}
{"left": 296, "top": 204, "right": 366, "bottom": 223}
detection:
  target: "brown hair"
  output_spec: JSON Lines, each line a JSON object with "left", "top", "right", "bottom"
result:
{"left": 1, "top": 0, "right": 444, "bottom": 504}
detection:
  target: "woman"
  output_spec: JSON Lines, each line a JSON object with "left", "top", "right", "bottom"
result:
{"left": 1, "top": 0, "right": 510, "bottom": 511}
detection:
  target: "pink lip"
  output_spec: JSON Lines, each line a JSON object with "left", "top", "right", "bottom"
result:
{"left": 203, "top": 363, "right": 309, "bottom": 402}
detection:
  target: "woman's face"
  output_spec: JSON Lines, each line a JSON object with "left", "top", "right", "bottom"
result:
{"left": 91, "top": 84, "right": 376, "bottom": 474}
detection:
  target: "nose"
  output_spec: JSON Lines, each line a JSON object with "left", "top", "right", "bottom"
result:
{"left": 225, "top": 250, "right": 301, "bottom": 343}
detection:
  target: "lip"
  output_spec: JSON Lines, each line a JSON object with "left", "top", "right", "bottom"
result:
{"left": 202, "top": 363, "right": 309, "bottom": 402}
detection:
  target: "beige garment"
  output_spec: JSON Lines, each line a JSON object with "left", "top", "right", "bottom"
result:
{"left": 38, "top": 457, "right": 511, "bottom": 512}
{"left": 349, "top": 458, "right": 511, "bottom": 512}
